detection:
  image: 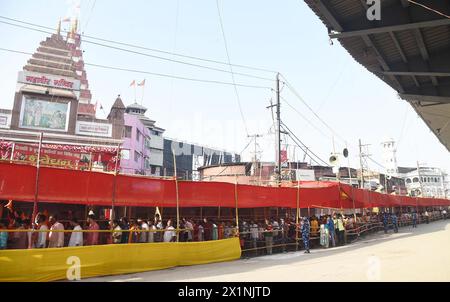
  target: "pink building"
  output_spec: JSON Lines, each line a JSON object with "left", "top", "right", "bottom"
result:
{"left": 120, "top": 102, "right": 164, "bottom": 176}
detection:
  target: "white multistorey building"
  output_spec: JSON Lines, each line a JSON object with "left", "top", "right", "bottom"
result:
{"left": 398, "top": 166, "right": 448, "bottom": 198}
{"left": 381, "top": 139, "right": 448, "bottom": 198}
{"left": 444, "top": 172, "right": 450, "bottom": 199}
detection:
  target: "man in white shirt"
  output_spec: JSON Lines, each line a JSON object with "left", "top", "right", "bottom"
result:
{"left": 250, "top": 221, "right": 259, "bottom": 255}
{"left": 424, "top": 211, "right": 430, "bottom": 224}
{"left": 163, "top": 219, "right": 176, "bottom": 242}
{"left": 183, "top": 218, "right": 193, "bottom": 242}
{"left": 147, "top": 220, "right": 156, "bottom": 243}
{"left": 138, "top": 219, "right": 149, "bottom": 243}
{"left": 154, "top": 214, "right": 163, "bottom": 242}
{"left": 68, "top": 218, "right": 83, "bottom": 247}
{"left": 198, "top": 223, "right": 204, "bottom": 241}
{"left": 272, "top": 220, "right": 279, "bottom": 238}
{"left": 34, "top": 213, "right": 48, "bottom": 249}
{"left": 110, "top": 220, "right": 122, "bottom": 244}
{"left": 48, "top": 215, "right": 65, "bottom": 248}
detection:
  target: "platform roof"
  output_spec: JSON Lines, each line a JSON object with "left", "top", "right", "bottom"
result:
{"left": 305, "top": 0, "right": 450, "bottom": 151}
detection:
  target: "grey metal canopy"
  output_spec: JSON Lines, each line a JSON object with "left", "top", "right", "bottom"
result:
{"left": 305, "top": 0, "right": 450, "bottom": 151}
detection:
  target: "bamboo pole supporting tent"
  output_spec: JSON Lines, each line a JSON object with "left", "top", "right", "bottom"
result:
{"left": 9, "top": 142, "right": 15, "bottom": 162}
{"left": 173, "top": 149, "right": 180, "bottom": 242}
{"left": 111, "top": 143, "right": 121, "bottom": 221}
{"left": 296, "top": 180, "right": 300, "bottom": 251}
{"left": 32, "top": 132, "right": 43, "bottom": 224}
{"left": 234, "top": 175, "right": 239, "bottom": 233}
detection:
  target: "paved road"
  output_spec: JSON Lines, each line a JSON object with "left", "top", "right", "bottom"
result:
{"left": 85, "top": 220, "right": 450, "bottom": 282}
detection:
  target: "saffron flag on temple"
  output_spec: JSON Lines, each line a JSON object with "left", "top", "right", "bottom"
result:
{"left": 130, "top": 80, "right": 136, "bottom": 87}
{"left": 137, "top": 79, "right": 146, "bottom": 86}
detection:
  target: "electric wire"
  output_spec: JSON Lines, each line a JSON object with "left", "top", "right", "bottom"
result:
{"left": 216, "top": 0, "right": 249, "bottom": 136}
{"left": 279, "top": 73, "right": 348, "bottom": 145}
{"left": 0, "top": 15, "right": 277, "bottom": 74}
{"left": 366, "top": 156, "right": 388, "bottom": 171}
{"left": 280, "top": 95, "right": 332, "bottom": 140}
{"left": 0, "top": 18, "right": 274, "bottom": 82}
{"left": 283, "top": 128, "right": 327, "bottom": 167}
{"left": 407, "top": 0, "right": 450, "bottom": 19}
{"left": 81, "top": 0, "right": 97, "bottom": 33}
{"left": 281, "top": 121, "right": 330, "bottom": 166}
{"left": 0, "top": 47, "right": 272, "bottom": 90}
{"left": 205, "top": 138, "right": 254, "bottom": 178}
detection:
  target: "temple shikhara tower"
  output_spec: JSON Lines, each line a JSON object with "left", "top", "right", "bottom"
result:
{"left": 66, "top": 19, "right": 95, "bottom": 118}
{"left": 0, "top": 19, "right": 123, "bottom": 171}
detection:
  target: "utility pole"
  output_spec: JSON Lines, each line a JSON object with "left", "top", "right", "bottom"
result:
{"left": 359, "top": 139, "right": 365, "bottom": 189}
{"left": 276, "top": 73, "right": 281, "bottom": 186}
{"left": 358, "top": 139, "right": 372, "bottom": 189}
{"left": 417, "top": 161, "right": 424, "bottom": 197}
{"left": 265, "top": 73, "right": 283, "bottom": 186}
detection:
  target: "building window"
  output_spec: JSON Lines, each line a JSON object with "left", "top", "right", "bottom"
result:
{"left": 413, "top": 177, "right": 419, "bottom": 183}
{"left": 121, "top": 149, "right": 130, "bottom": 160}
{"left": 406, "top": 178, "right": 412, "bottom": 184}
{"left": 124, "top": 126, "right": 132, "bottom": 138}
{"left": 136, "top": 129, "right": 141, "bottom": 142}
{"left": 151, "top": 166, "right": 157, "bottom": 174}
{"left": 145, "top": 137, "right": 151, "bottom": 149}
{"left": 134, "top": 151, "right": 141, "bottom": 163}
{"left": 144, "top": 158, "right": 151, "bottom": 169}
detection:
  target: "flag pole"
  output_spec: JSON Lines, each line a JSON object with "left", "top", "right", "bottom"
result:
{"left": 141, "top": 79, "right": 146, "bottom": 105}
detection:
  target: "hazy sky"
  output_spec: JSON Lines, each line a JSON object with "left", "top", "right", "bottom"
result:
{"left": 0, "top": 0, "right": 449, "bottom": 173}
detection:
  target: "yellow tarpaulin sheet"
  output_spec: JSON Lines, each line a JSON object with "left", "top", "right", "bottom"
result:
{"left": 0, "top": 238, "right": 241, "bottom": 282}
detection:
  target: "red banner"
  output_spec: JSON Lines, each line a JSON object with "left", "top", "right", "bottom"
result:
{"left": 0, "top": 142, "right": 119, "bottom": 171}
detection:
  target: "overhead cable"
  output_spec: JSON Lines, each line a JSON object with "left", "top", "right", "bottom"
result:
{"left": 216, "top": 0, "right": 249, "bottom": 135}
{"left": 279, "top": 74, "right": 348, "bottom": 146}
{"left": 0, "top": 47, "right": 272, "bottom": 90}
{"left": 0, "top": 15, "right": 277, "bottom": 74}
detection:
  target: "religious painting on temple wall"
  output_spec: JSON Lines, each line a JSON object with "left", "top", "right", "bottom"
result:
{"left": 19, "top": 97, "right": 70, "bottom": 132}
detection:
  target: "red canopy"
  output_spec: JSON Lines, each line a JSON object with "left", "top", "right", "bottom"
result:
{"left": 0, "top": 162, "right": 449, "bottom": 208}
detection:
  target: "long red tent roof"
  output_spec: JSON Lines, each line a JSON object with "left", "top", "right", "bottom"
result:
{"left": 0, "top": 161, "right": 449, "bottom": 208}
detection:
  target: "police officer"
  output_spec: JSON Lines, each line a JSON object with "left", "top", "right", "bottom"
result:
{"left": 383, "top": 212, "right": 389, "bottom": 234}
{"left": 412, "top": 211, "right": 418, "bottom": 228}
{"left": 301, "top": 217, "right": 310, "bottom": 254}
{"left": 392, "top": 213, "right": 398, "bottom": 233}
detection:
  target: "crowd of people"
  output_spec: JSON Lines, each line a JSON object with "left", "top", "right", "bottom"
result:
{"left": 0, "top": 209, "right": 240, "bottom": 250}
{"left": 0, "top": 207, "right": 448, "bottom": 253}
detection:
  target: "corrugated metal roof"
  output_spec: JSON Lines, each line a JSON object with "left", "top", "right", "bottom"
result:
{"left": 305, "top": 0, "right": 450, "bottom": 152}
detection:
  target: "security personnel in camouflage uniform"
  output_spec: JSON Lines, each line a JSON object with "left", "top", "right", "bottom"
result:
{"left": 301, "top": 217, "right": 311, "bottom": 254}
